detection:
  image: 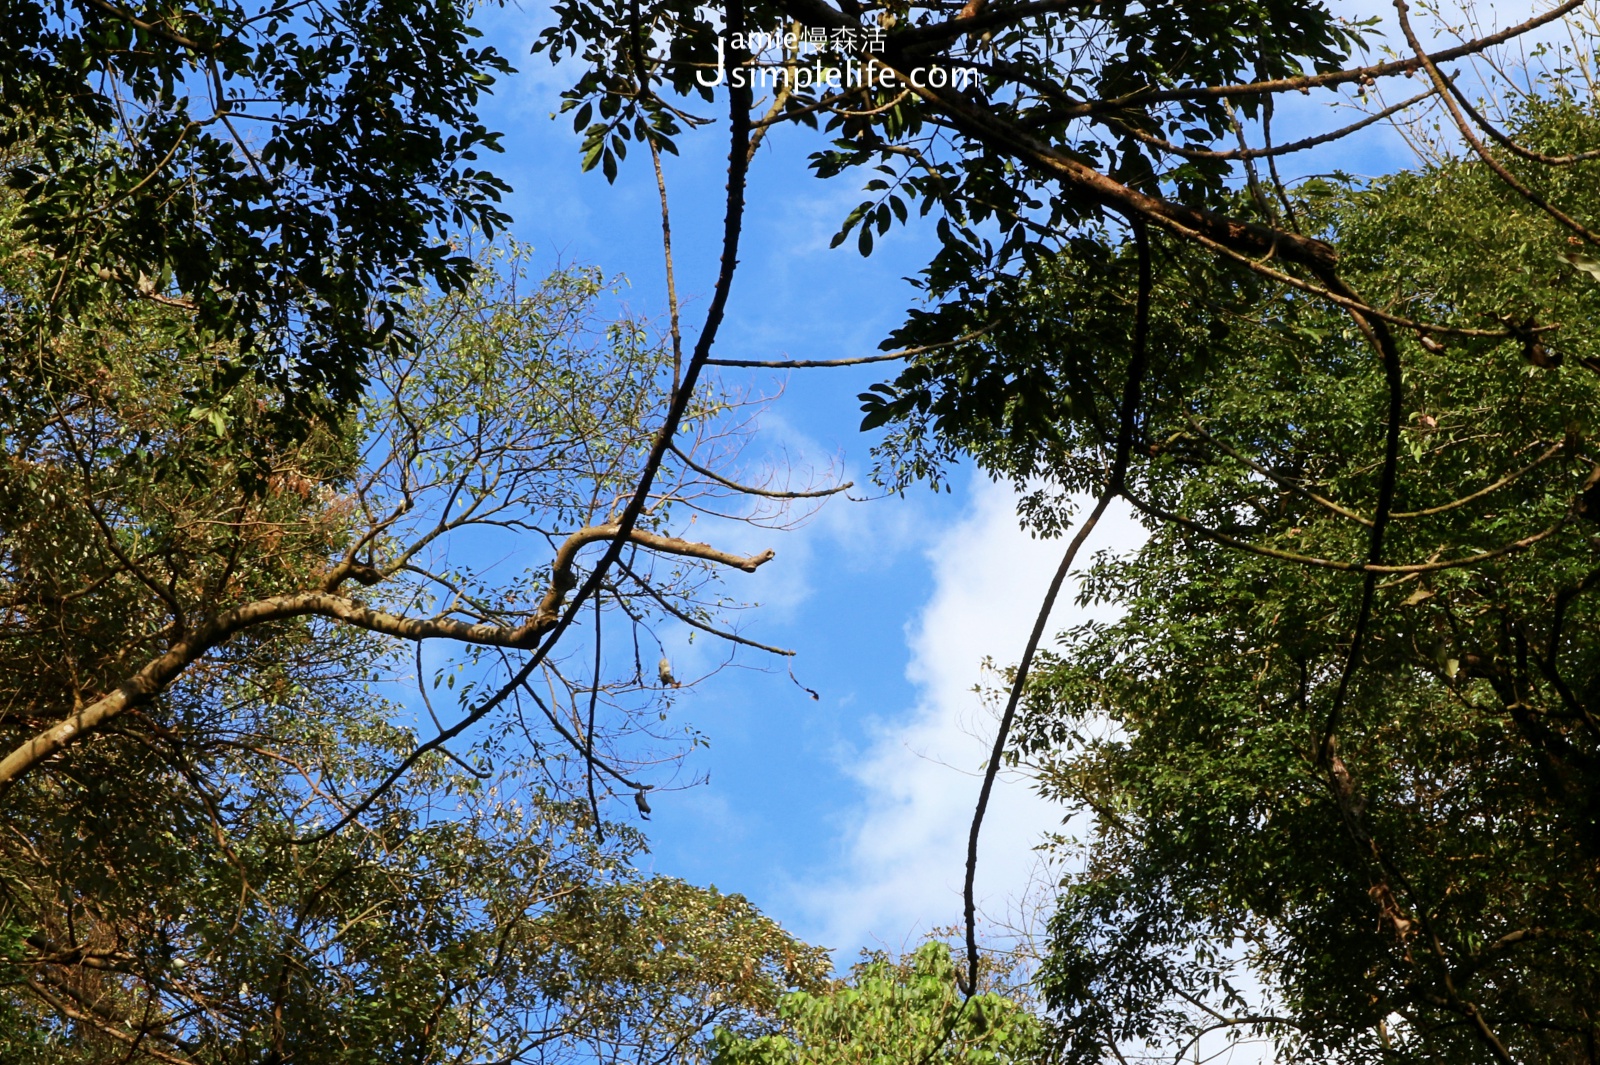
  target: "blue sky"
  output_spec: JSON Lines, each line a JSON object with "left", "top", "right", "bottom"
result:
{"left": 446, "top": 0, "right": 1465, "bottom": 963}
{"left": 421, "top": 8, "right": 1585, "bottom": 1063}
{"left": 464, "top": 0, "right": 1087, "bottom": 959}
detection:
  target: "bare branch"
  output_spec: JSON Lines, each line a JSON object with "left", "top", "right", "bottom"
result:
{"left": 964, "top": 216, "right": 1151, "bottom": 998}
{"left": 1397, "top": 0, "right": 1600, "bottom": 245}
{"left": 670, "top": 443, "right": 851, "bottom": 500}
{"left": 0, "top": 522, "right": 774, "bottom": 790}
{"left": 615, "top": 557, "right": 796, "bottom": 656}
{"left": 707, "top": 327, "right": 998, "bottom": 368}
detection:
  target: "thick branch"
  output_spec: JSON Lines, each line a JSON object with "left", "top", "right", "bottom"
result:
{"left": 0, "top": 527, "right": 773, "bottom": 790}
{"left": 521, "top": 523, "right": 774, "bottom": 639}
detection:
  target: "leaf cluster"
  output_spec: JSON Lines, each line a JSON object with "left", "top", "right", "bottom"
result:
{"left": 947, "top": 107, "right": 1600, "bottom": 1063}
{"left": 0, "top": 0, "right": 513, "bottom": 430}
{"left": 712, "top": 941, "right": 1045, "bottom": 1065}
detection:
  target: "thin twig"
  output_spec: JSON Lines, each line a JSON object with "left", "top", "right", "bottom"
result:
{"left": 670, "top": 442, "right": 851, "bottom": 499}
{"left": 1397, "top": 0, "right": 1600, "bottom": 245}
{"left": 707, "top": 327, "right": 998, "bottom": 368}
{"left": 585, "top": 590, "right": 604, "bottom": 841}
{"left": 962, "top": 218, "right": 1152, "bottom": 996}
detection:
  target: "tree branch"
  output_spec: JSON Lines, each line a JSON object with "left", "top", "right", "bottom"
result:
{"left": 0, "top": 524, "right": 774, "bottom": 790}
{"left": 963, "top": 217, "right": 1152, "bottom": 997}
{"left": 670, "top": 443, "right": 851, "bottom": 499}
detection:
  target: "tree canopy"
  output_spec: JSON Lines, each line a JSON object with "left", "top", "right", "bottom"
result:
{"left": 16, "top": 0, "right": 1600, "bottom": 1058}
{"left": 0, "top": 4, "right": 857, "bottom": 1054}
{"left": 534, "top": 0, "right": 1600, "bottom": 1059}
{"left": 992, "top": 116, "right": 1600, "bottom": 1062}
{"left": 0, "top": 177, "right": 828, "bottom": 1058}
{"left": 2, "top": 0, "right": 512, "bottom": 424}
{"left": 713, "top": 942, "right": 1044, "bottom": 1065}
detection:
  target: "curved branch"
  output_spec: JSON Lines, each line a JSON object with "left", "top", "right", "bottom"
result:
{"left": 632, "top": 0, "right": 685, "bottom": 393}
{"left": 76, "top": 0, "right": 214, "bottom": 51}
{"left": 706, "top": 327, "right": 998, "bottom": 369}
{"left": 1124, "top": 490, "right": 1567, "bottom": 575}
{"left": 706, "top": 351, "right": 910, "bottom": 369}
{"left": 763, "top": 1, "right": 1572, "bottom": 343}
{"left": 1184, "top": 415, "right": 1374, "bottom": 528}
{"left": 963, "top": 217, "right": 1152, "bottom": 997}
{"left": 1397, "top": 0, "right": 1600, "bottom": 246}
{"left": 0, "top": 592, "right": 523, "bottom": 790}
{"left": 670, "top": 443, "right": 851, "bottom": 499}
{"left": 749, "top": 87, "right": 867, "bottom": 131}
{"left": 1186, "top": 426, "right": 1565, "bottom": 531}
{"left": 1027, "top": 0, "right": 1585, "bottom": 119}
{"left": 1308, "top": 284, "right": 1404, "bottom": 957}
{"left": 1392, "top": 440, "right": 1565, "bottom": 518}
{"left": 1081, "top": 175, "right": 1529, "bottom": 339}
{"left": 1443, "top": 69, "right": 1600, "bottom": 166}
{"left": 0, "top": 524, "right": 774, "bottom": 790}
{"left": 520, "top": 523, "right": 775, "bottom": 640}
{"left": 585, "top": 590, "right": 604, "bottom": 839}
{"left": 1108, "top": 87, "right": 1434, "bottom": 165}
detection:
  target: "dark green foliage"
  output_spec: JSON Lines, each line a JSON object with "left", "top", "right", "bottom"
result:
{"left": 867, "top": 107, "right": 1600, "bottom": 1062}
{"left": 0, "top": 0, "right": 512, "bottom": 426}
{"left": 536, "top": 0, "right": 1368, "bottom": 352}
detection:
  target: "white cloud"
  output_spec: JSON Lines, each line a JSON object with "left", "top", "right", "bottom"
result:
{"left": 790, "top": 475, "right": 1145, "bottom": 954}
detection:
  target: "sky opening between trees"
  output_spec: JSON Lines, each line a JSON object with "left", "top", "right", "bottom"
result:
{"left": 4, "top": 0, "right": 1600, "bottom": 1061}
